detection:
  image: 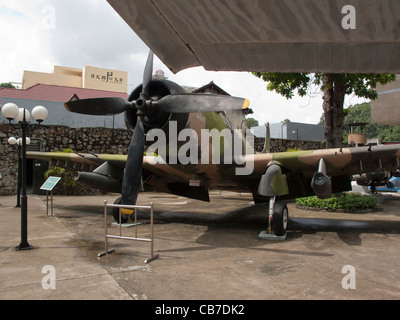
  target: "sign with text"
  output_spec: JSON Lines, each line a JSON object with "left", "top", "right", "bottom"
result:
{"left": 40, "top": 176, "right": 61, "bottom": 191}
{"left": 26, "top": 138, "right": 41, "bottom": 152}
{"left": 83, "top": 66, "right": 127, "bottom": 93}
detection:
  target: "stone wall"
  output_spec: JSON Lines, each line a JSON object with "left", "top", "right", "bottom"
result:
{"left": 0, "top": 124, "right": 131, "bottom": 196}
{"left": 1, "top": 124, "right": 325, "bottom": 196}
{"left": 254, "top": 137, "right": 325, "bottom": 152}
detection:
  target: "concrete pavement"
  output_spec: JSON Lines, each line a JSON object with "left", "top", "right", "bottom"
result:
{"left": 0, "top": 194, "right": 132, "bottom": 300}
{"left": 1, "top": 191, "right": 400, "bottom": 300}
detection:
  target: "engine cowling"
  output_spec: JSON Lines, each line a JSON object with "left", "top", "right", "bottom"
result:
{"left": 124, "top": 79, "right": 188, "bottom": 141}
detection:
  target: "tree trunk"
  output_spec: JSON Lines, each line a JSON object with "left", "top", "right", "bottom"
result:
{"left": 322, "top": 74, "right": 347, "bottom": 149}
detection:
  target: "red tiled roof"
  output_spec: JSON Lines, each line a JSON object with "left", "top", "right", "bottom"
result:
{"left": 0, "top": 84, "right": 128, "bottom": 104}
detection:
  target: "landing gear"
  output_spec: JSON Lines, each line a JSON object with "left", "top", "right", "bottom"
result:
{"left": 112, "top": 197, "right": 134, "bottom": 223}
{"left": 259, "top": 197, "right": 288, "bottom": 240}
{"left": 272, "top": 203, "right": 288, "bottom": 236}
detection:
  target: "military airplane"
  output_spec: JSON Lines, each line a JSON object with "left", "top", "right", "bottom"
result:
{"left": 28, "top": 52, "right": 400, "bottom": 237}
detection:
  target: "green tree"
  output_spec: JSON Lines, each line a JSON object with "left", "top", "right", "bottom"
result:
{"left": 245, "top": 117, "right": 259, "bottom": 128}
{"left": 0, "top": 82, "right": 15, "bottom": 88}
{"left": 252, "top": 73, "right": 396, "bottom": 148}
{"left": 342, "top": 102, "right": 400, "bottom": 142}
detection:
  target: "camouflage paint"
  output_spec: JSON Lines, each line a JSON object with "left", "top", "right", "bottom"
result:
{"left": 27, "top": 114, "right": 400, "bottom": 203}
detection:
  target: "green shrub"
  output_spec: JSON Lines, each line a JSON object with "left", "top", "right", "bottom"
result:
{"left": 44, "top": 167, "right": 76, "bottom": 188}
{"left": 44, "top": 148, "right": 76, "bottom": 188}
{"left": 286, "top": 148, "right": 300, "bottom": 152}
{"left": 295, "top": 193, "right": 377, "bottom": 212}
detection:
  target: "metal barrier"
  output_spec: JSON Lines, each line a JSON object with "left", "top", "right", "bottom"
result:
{"left": 98, "top": 200, "right": 159, "bottom": 263}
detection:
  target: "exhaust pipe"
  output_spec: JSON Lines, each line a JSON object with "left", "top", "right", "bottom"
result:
{"left": 311, "top": 158, "right": 332, "bottom": 199}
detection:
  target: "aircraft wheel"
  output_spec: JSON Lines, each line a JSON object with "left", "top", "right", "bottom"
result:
{"left": 273, "top": 203, "right": 288, "bottom": 236}
{"left": 112, "top": 197, "right": 133, "bottom": 223}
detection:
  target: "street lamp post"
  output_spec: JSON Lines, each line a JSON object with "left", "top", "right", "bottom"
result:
{"left": 1, "top": 103, "right": 48, "bottom": 251}
{"left": 8, "top": 136, "right": 31, "bottom": 207}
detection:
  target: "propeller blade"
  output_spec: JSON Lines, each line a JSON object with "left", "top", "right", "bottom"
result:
{"left": 64, "top": 97, "right": 131, "bottom": 116}
{"left": 121, "top": 115, "right": 145, "bottom": 205}
{"left": 142, "top": 51, "right": 154, "bottom": 96}
{"left": 153, "top": 94, "right": 250, "bottom": 114}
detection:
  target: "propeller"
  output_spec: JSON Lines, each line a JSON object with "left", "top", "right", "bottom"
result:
{"left": 64, "top": 50, "right": 250, "bottom": 208}
{"left": 64, "top": 91, "right": 250, "bottom": 115}
{"left": 64, "top": 97, "right": 130, "bottom": 116}
{"left": 120, "top": 50, "right": 153, "bottom": 206}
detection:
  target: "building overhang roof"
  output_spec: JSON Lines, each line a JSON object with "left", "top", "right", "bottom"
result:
{"left": 107, "top": 0, "right": 400, "bottom": 74}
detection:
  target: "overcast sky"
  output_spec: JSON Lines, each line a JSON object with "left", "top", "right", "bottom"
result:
{"left": 0, "top": 0, "right": 368, "bottom": 125}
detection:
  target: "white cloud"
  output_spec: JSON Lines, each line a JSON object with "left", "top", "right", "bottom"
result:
{"left": 0, "top": 0, "right": 54, "bottom": 82}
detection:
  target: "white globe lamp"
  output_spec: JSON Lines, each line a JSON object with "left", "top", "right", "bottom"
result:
{"left": 1, "top": 103, "right": 19, "bottom": 121}
{"left": 8, "top": 137, "right": 17, "bottom": 145}
{"left": 32, "top": 106, "right": 48, "bottom": 123}
{"left": 15, "top": 108, "right": 30, "bottom": 122}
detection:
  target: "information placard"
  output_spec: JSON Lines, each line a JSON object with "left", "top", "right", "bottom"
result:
{"left": 40, "top": 176, "right": 61, "bottom": 191}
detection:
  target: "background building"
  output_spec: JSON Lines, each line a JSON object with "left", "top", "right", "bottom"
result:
{"left": 1, "top": 65, "right": 129, "bottom": 129}
{"left": 22, "top": 65, "right": 128, "bottom": 93}
{"left": 371, "top": 75, "right": 400, "bottom": 126}
{"left": 251, "top": 121, "right": 325, "bottom": 142}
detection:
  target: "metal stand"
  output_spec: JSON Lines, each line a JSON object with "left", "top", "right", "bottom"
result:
{"left": 258, "top": 231, "right": 287, "bottom": 240}
{"left": 98, "top": 200, "right": 159, "bottom": 263}
{"left": 40, "top": 176, "right": 60, "bottom": 218}
{"left": 46, "top": 190, "right": 54, "bottom": 217}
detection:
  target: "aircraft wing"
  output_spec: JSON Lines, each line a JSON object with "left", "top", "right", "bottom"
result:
{"left": 28, "top": 143, "right": 400, "bottom": 201}
{"left": 250, "top": 144, "right": 400, "bottom": 201}
{"left": 27, "top": 152, "right": 126, "bottom": 170}
{"left": 27, "top": 151, "right": 124, "bottom": 193}
{"left": 253, "top": 145, "right": 400, "bottom": 177}
{"left": 26, "top": 151, "right": 214, "bottom": 201}
{"left": 140, "top": 144, "right": 400, "bottom": 199}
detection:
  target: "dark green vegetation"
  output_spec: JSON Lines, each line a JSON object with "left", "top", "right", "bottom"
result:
{"left": 44, "top": 149, "right": 76, "bottom": 188}
{"left": 295, "top": 193, "right": 378, "bottom": 212}
{"left": 343, "top": 102, "right": 400, "bottom": 142}
{"left": 0, "top": 82, "right": 15, "bottom": 88}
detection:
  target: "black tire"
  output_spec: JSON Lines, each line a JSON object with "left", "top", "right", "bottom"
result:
{"left": 112, "top": 197, "right": 132, "bottom": 223}
{"left": 272, "top": 203, "right": 288, "bottom": 236}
